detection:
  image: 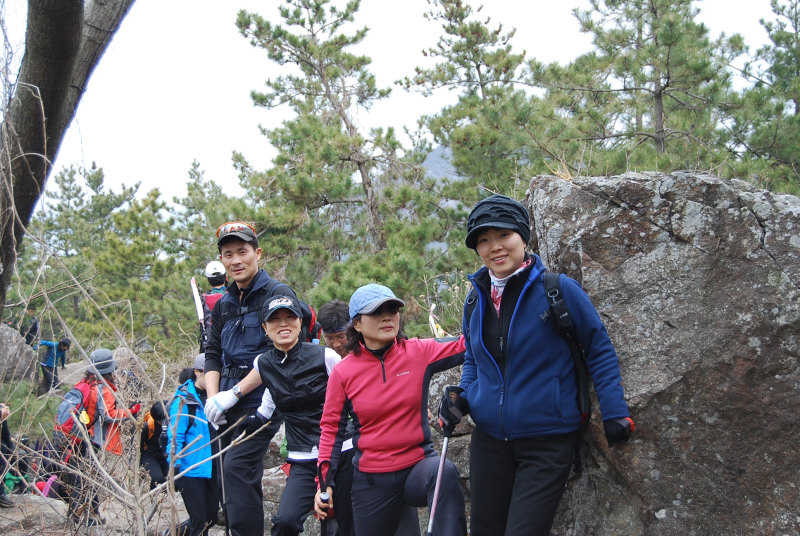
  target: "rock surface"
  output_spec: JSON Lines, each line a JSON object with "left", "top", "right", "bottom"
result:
{"left": 528, "top": 172, "right": 800, "bottom": 535}
{"left": 0, "top": 325, "right": 37, "bottom": 381}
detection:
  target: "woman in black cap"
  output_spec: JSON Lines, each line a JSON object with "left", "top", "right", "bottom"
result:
{"left": 440, "top": 194, "right": 635, "bottom": 536}
{"left": 204, "top": 294, "right": 355, "bottom": 536}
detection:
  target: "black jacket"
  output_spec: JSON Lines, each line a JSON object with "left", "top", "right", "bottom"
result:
{"left": 255, "top": 342, "right": 334, "bottom": 455}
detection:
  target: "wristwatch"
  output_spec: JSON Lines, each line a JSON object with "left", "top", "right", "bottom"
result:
{"left": 232, "top": 384, "right": 242, "bottom": 399}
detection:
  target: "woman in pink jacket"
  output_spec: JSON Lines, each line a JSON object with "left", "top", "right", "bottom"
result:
{"left": 314, "top": 284, "right": 467, "bottom": 536}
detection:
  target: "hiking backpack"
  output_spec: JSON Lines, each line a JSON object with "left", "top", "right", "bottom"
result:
{"left": 53, "top": 379, "right": 97, "bottom": 446}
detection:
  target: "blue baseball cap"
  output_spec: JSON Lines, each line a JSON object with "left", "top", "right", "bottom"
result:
{"left": 349, "top": 284, "right": 405, "bottom": 320}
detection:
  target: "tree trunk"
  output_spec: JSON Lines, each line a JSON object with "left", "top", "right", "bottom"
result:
{"left": 0, "top": 0, "right": 135, "bottom": 310}
{"left": 653, "top": 82, "right": 666, "bottom": 153}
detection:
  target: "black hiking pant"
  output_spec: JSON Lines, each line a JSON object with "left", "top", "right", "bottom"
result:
{"left": 63, "top": 441, "right": 100, "bottom": 521}
{"left": 141, "top": 452, "right": 167, "bottom": 489}
{"left": 179, "top": 475, "right": 219, "bottom": 536}
{"left": 469, "top": 427, "right": 576, "bottom": 536}
{"left": 40, "top": 365, "right": 58, "bottom": 391}
{"left": 350, "top": 455, "right": 465, "bottom": 536}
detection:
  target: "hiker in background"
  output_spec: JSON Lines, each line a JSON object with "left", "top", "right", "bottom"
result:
{"left": 203, "top": 221, "right": 296, "bottom": 536}
{"left": 202, "top": 261, "right": 227, "bottom": 333}
{"left": 316, "top": 300, "right": 349, "bottom": 358}
{"left": 140, "top": 399, "right": 169, "bottom": 490}
{"left": 314, "top": 284, "right": 467, "bottom": 536}
{"left": 59, "top": 349, "right": 140, "bottom": 526}
{"left": 441, "top": 194, "right": 634, "bottom": 536}
{"left": 17, "top": 304, "right": 39, "bottom": 346}
{"left": 166, "top": 354, "right": 219, "bottom": 536}
{"left": 0, "top": 403, "right": 14, "bottom": 508}
{"left": 35, "top": 337, "right": 71, "bottom": 391}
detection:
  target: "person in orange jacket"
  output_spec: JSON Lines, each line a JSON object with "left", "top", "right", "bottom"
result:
{"left": 64, "top": 349, "right": 140, "bottom": 526}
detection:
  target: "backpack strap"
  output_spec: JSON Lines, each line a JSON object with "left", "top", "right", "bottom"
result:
{"left": 543, "top": 272, "right": 591, "bottom": 423}
{"left": 464, "top": 288, "right": 478, "bottom": 331}
{"left": 543, "top": 272, "right": 593, "bottom": 478}
{"left": 173, "top": 385, "right": 200, "bottom": 438}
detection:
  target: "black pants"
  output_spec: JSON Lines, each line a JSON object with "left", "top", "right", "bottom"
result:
{"left": 351, "top": 456, "right": 465, "bottom": 536}
{"left": 179, "top": 476, "right": 219, "bottom": 536}
{"left": 141, "top": 452, "right": 167, "bottom": 489}
{"left": 469, "top": 427, "right": 576, "bottom": 536}
{"left": 217, "top": 406, "right": 283, "bottom": 536}
{"left": 41, "top": 365, "right": 58, "bottom": 390}
{"left": 63, "top": 441, "right": 100, "bottom": 520}
{"left": 270, "top": 450, "right": 356, "bottom": 536}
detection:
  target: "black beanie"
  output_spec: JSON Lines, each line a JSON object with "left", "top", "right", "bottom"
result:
{"left": 465, "top": 194, "right": 531, "bottom": 249}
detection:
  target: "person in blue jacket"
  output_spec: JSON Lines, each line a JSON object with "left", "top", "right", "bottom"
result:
{"left": 36, "top": 338, "right": 71, "bottom": 390}
{"left": 167, "top": 355, "right": 219, "bottom": 536}
{"left": 440, "top": 194, "right": 634, "bottom": 536}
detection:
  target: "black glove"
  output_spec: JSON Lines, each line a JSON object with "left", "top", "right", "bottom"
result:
{"left": 438, "top": 386, "right": 468, "bottom": 436}
{"left": 237, "top": 412, "right": 270, "bottom": 436}
{"left": 604, "top": 417, "right": 634, "bottom": 447}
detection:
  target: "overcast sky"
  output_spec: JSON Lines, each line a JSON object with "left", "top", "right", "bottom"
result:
{"left": 19, "top": 0, "right": 774, "bottom": 205}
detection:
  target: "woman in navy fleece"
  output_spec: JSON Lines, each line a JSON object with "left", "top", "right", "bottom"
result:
{"left": 444, "top": 194, "right": 634, "bottom": 536}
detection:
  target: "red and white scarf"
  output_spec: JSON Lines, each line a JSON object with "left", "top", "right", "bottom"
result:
{"left": 489, "top": 258, "right": 532, "bottom": 315}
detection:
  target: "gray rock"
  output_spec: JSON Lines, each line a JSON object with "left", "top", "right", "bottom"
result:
{"left": 0, "top": 325, "right": 37, "bottom": 381}
{"left": 526, "top": 172, "right": 800, "bottom": 535}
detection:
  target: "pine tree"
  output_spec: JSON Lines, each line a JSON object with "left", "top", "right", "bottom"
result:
{"left": 528, "top": 0, "right": 739, "bottom": 173}
{"left": 234, "top": 0, "right": 462, "bottom": 333}
{"left": 402, "top": 0, "right": 530, "bottom": 200}
{"left": 728, "top": 0, "right": 800, "bottom": 192}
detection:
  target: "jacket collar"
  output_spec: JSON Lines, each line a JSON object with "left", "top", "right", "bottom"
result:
{"left": 273, "top": 340, "right": 303, "bottom": 364}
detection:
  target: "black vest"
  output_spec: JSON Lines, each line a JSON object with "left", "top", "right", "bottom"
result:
{"left": 256, "top": 342, "right": 328, "bottom": 454}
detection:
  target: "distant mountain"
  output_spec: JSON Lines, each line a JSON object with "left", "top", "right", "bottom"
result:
{"left": 422, "top": 145, "right": 462, "bottom": 181}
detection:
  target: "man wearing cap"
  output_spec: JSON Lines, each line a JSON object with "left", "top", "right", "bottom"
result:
{"left": 35, "top": 337, "right": 71, "bottom": 391}
{"left": 65, "top": 348, "right": 140, "bottom": 526}
{"left": 203, "top": 222, "right": 299, "bottom": 536}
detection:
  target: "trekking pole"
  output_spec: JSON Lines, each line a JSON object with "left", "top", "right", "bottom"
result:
{"left": 218, "top": 447, "right": 231, "bottom": 536}
{"left": 426, "top": 432, "right": 451, "bottom": 536}
{"left": 318, "top": 467, "right": 330, "bottom": 536}
{"left": 190, "top": 277, "right": 208, "bottom": 351}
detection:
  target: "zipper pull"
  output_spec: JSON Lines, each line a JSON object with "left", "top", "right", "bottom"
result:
{"left": 500, "top": 336, "right": 504, "bottom": 353}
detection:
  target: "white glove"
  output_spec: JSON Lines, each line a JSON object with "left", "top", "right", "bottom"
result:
{"left": 205, "top": 390, "right": 239, "bottom": 424}
{"left": 207, "top": 414, "right": 226, "bottom": 430}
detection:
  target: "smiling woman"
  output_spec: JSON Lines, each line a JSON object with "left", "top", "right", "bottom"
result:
{"left": 314, "top": 283, "right": 468, "bottom": 535}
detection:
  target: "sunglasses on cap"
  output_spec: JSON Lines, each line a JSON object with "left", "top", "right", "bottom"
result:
{"left": 216, "top": 221, "right": 256, "bottom": 238}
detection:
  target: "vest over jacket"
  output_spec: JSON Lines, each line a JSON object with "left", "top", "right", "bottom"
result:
{"left": 205, "top": 269, "right": 297, "bottom": 407}
{"left": 255, "top": 342, "right": 344, "bottom": 458}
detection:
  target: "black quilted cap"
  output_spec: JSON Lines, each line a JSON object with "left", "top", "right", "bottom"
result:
{"left": 465, "top": 194, "right": 530, "bottom": 249}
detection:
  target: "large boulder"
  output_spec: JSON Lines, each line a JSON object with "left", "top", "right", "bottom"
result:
{"left": 528, "top": 172, "right": 800, "bottom": 535}
{"left": 0, "top": 324, "right": 37, "bottom": 381}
